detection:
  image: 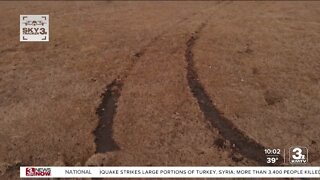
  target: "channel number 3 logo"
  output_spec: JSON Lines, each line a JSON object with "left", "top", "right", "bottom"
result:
{"left": 289, "top": 146, "right": 308, "bottom": 164}
{"left": 292, "top": 147, "right": 305, "bottom": 160}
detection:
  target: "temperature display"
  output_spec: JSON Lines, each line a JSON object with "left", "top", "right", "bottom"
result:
{"left": 265, "top": 149, "right": 282, "bottom": 164}
{"left": 267, "top": 157, "right": 279, "bottom": 164}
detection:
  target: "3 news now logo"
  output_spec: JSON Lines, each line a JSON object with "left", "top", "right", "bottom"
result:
{"left": 26, "top": 167, "right": 51, "bottom": 176}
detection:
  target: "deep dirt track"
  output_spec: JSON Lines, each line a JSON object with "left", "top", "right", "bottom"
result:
{"left": 1, "top": 1, "right": 320, "bottom": 179}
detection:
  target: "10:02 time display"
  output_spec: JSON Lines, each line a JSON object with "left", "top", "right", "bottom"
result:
{"left": 265, "top": 149, "right": 281, "bottom": 155}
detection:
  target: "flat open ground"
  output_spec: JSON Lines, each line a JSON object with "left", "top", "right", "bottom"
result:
{"left": 0, "top": 1, "right": 320, "bottom": 179}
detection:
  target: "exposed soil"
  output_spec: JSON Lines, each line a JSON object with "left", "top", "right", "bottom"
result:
{"left": 92, "top": 8, "right": 209, "bottom": 154}
{"left": 193, "top": 1, "right": 320, "bottom": 166}
{"left": 94, "top": 79, "right": 122, "bottom": 153}
{"left": 185, "top": 22, "right": 278, "bottom": 165}
{"left": 0, "top": 1, "right": 320, "bottom": 179}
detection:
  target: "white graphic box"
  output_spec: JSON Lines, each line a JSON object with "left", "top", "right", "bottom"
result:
{"left": 20, "top": 15, "right": 49, "bottom": 42}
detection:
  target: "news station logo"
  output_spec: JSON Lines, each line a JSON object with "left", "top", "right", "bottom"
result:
{"left": 26, "top": 167, "right": 51, "bottom": 176}
{"left": 289, "top": 146, "right": 308, "bottom": 165}
{"left": 20, "top": 15, "right": 49, "bottom": 42}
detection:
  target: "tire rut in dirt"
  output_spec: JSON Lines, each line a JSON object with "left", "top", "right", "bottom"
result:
{"left": 185, "top": 23, "right": 283, "bottom": 165}
{"left": 94, "top": 79, "right": 122, "bottom": 153}
{"left": 92, "top": 35, "right": 173, "bottom": 153}
{"left": 92, "top": 31, "right": 175, "bottom": 153}
{"left": 92, "top": 10, "right": 213, "bottom": 154}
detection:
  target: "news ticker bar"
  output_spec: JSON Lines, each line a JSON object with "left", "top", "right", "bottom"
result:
{"left": 20, "top": 166, "right": 320, "bottom": 178}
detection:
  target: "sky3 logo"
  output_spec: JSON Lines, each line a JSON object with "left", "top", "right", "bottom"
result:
{"left": 20, "top": 15, "right": 49, "bottom": 42}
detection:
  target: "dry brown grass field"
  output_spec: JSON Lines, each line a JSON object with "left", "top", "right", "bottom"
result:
{"left": 0, "top": 1, "right": 319, "bottom": 179}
